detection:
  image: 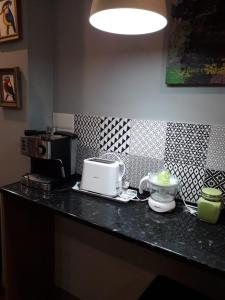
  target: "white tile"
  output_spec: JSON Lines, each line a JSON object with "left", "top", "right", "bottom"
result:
{"left": 100, "top": 117, "right": 131, "bottom": 154}
{"left": 74, "top": 114, "right": 101, "bottom": 149}
{"left": 130, "top": 119, "right": 167, "bottom": 160}
{"left": 165, "top": 122, "right": 211, "bottom": 167}
{"left": 76, "top": 145, "right": 99, "bottom": 175}
{"left": 206, "top": 126, "right": 225, "bottom": 171}
{"left": 204, "top": 169, "right": 225, "bottom": 200}
{"left": 99, "top": 150, "right": 130, "bottom": 181}
{"left": 128, "top": 155, "right": 164, "bottom": 189}
{"left": 53, "top": 113, "right": 74, "bottom": 132}
{"left": 164, "top": 162, "right": 205, "bottom": 203}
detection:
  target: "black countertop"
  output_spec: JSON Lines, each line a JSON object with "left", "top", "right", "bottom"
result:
{"left": 1, "top": 182, "right": 225, "bottom": 277}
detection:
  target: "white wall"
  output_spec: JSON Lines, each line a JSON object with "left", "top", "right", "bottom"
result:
{"left": 0, "top": 0, "right": 29, "bottom": 186}
{"left": 28, "top": 0, "right": 54, "bottom": 129}
{"left": 0, "top": 0, "right": 55, "bottom": 185}
{"left": 53, "top": 0, "right": 225, "bottom": 125}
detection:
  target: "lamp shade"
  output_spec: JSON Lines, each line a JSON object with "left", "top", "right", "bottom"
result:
{"left": 89, "top": 0, "right": 167, "bottom": 35}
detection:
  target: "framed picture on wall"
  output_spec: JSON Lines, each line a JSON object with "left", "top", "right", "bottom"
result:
{"left": 0, "top": 67, "right": 20, "bottom": 109}
{"left": 166, "top": 0, "right": 225, "bottom": 86}
{"left": 0, "top": 0, "right": 21, "bottom": 43}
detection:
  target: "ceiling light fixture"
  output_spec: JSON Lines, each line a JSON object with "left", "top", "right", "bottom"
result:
{"left": 89, "top": 0, "right": 168, "bottom": 35}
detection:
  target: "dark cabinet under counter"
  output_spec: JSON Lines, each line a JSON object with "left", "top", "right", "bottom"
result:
{"left": 1, "top": 182, "right": 225, "bottom": 300}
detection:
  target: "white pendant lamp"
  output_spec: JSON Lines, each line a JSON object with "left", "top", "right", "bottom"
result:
{"left": 89, "top": 0, "right": 168, "bottom": 35}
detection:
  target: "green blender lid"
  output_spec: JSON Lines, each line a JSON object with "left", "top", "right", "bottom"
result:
{"left": 150, "top": 170, "right": 178, "bottom": 187}
{"left": 201, "top": 187, "right": 222, "bottom": 202}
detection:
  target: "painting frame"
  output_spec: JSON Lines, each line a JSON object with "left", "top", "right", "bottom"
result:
{"left": 0, "top": 0, "right": 21, "bottom": 43}
{"left": 0, "top": 67, "right": 20, "bottom": 109}
{"left": 166, "top": 0, "right": 225, "bottom": 87}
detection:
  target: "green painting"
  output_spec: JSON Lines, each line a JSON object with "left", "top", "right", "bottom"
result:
{"left": 166, "top": 0, "right": 225, "bottom": 86}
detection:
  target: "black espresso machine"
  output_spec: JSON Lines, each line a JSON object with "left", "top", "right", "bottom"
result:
{"left": 20, "top": 129, "right": 78, "bottom": 191}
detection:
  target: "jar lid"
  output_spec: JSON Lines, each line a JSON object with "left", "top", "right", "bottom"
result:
{"left": 201, "top": 187, "right": 222, "bottom": 202}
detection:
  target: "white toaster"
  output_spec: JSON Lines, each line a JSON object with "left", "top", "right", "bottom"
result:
{"left": 80, "top": 158, "right": 124, "bottom": 197}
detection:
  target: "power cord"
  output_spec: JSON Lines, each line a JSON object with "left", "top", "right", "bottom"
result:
{"left": 133, "top": 196, "right": 150, "bottom": 202}
{"left": 181, "top": 196, "right": 197, "bottom": 216}
{"left": 100, "top": 152, "right": 126, "bottom": 179}
{"left": 122, "top": 189, "right": 149, "bottom": 202}
{"left": 175, "top": 182, "right": 197, "bottom": 216}
{"left": 116, "top": 189, "right": 149, "bottom": 202}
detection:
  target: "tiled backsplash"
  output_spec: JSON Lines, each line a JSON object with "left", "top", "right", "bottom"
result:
{"left": 53, "top": 113, "right": 225, "bottom": 203}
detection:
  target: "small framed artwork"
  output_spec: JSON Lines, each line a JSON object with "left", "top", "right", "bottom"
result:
{"left": 0, "top": 0, "right": 20, "bottom": 43}
{"left": 0, "top": 67, "right": 20, "bottom": 109}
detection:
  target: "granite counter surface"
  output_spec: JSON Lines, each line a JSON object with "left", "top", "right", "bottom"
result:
{"left": 1, "top": 182, "right": 225, "bottom": 277}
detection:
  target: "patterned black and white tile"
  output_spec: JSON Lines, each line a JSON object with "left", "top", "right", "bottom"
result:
{"left": 128, "top": 155, "right": 164, "bottom": 189}
{"left": 99, "top": 150, "right": 130, "bottom": 181}
{"left": 130, "top": 119, "right": 167, "bottom": 159}
{"left": 100, "top": 117, "right": 131, "bottom": 154}
{"left": 204, "top": 169, "right": 225, "bottom": 199}
{"left": 76, "top": 145, "right": 100, "bottom": 175}
{"left": 165, "top": 122, "right": 211, "bottom": 168}
{"left": 206, "top": 126, "right": 225, "bottom": 171}
{"left": 164, "top": 162, "right": 205, "bottom": 203}
{"left": 74, "top": 114, "right": 101, "bottom": 149}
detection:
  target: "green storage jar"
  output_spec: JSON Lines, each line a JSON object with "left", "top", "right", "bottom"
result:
{"left": 197, "top": 187, "right": 222, "bottom": 224}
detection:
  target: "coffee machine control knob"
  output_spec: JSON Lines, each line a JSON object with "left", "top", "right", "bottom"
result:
{"left": 38, "top": 145, "right": 46, "bottom": 156}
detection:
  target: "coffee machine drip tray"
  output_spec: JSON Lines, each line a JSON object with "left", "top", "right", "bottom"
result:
{"left": 20, "top": 173, "right": 58, "bottom": 192}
